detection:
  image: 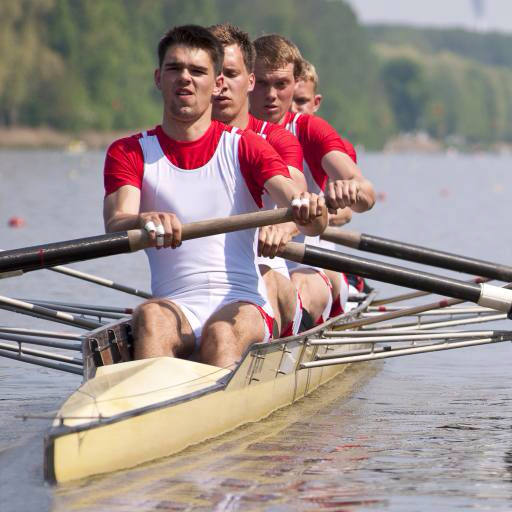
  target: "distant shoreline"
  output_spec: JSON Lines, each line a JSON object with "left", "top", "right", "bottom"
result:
{"left": 1, "top": 126, "right": 512, "bottom": 155}
{"left": 0, "top": 127, "right": 131, "bottom": 151}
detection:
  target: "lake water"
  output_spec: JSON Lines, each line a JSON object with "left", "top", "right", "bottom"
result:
{"left": 0, "top": 149, "right": 511, "bottom": 511}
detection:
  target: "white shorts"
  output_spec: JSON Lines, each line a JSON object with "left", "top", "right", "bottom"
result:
{"left": 257, "top": 255, "right": 290, "bottom": 279}
{"left": 169, "top": 295, "right": 274, "bottom": 348}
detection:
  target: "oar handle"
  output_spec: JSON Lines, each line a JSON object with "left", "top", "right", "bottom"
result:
{"left": 127, "top": 207, "right": 294, "bottom": 251}
{"left": 321, "top": 227, "right": 512, "bottom": 283}
{"left": 0, "top": 208, "right": 294, "bottom": 275}
{"left": 281, "top": 241, "right": 512, "bottom": 316}
{"left": 321, "top": 227, "right": 361, "bottom": 248}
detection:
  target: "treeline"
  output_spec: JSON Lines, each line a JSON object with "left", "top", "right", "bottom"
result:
{"left": 0, "top": 0, "right": 391, "bottom": 148}
{"left": 370, "top": 25, "right": 512, "bottom": 145}
{"left": 3, "top": 1, "right": 512, "bottom": 148}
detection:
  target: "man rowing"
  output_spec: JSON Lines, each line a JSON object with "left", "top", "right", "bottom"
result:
{"left": 250, "top": 34, "right": 376, "bottom": 323}
{"left": 291, "top": 60, "right": 323, "bottom": 115}
{"left": 293, "top": 58, "right": 370, "bottom": 296}
{"left": 103, "top": 25, "right": 327, "bottom": 368}
{"left": 209, "top": 22, "right": 306, "bottom": 337}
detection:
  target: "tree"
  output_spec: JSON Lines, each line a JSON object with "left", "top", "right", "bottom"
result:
{"left": 381, "top": 57, "right": 428, "bottom": 133}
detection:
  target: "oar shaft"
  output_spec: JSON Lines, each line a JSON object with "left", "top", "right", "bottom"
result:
{"left": 0, "top": 208, "right": 293, "bottom": 275}
{"left": 322, "top": 228, "right": 512, "bottom": 282}
{"left": 49, "top": 266, "right": 152, "bottom": 299}
{"left": 282, "top": 243, "right": 512, "bottom": 315}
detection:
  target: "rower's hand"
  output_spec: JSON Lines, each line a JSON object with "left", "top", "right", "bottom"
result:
{"left": 138, "top": 212, "right": 182, "bottom": 249}
{"left": 290, "top": 192, "right": 326, "bottom": 225}
{"left": 258, "top": 224, "right": 295, "bottom": 259}
{"left": 325, "top": 179, "right": 362, "bottom": 213}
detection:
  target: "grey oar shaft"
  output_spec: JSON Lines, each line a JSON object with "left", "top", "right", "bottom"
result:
{"left": 301, "top": 337, "right": 505, "bottom": 368}
{"left": 0, "top": 295, "right": 101, "bottom": 330}
{"left": 0, "top": 348, "right": 82, "bottom": 375}
{"left": 0, "top": 332, "right": 82, "bottom": 351}
{"left": 310, "top": 330, "right": 497, "bottom": 345}
{"left": 0, "top": 327, "right": 82, "bottom": 340}
{"left": 50, "top": 265, "right": 152, "bottom": 299}
{"left": 0, "top": 342, "right": 82, "bottom": 365}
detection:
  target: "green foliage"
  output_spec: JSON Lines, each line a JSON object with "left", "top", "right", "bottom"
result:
{"left": 368, "top": 25, "right": 512, "bottom": 69}
{"left": 3, "top": 1, "right": 512, "bottom": 147}
{"left": 381, "top": 57, "right": 428, "bottom": 132}
{"left": 372, "top": 24, "right": 512, "bottom": 145}
{"left": 0, "top": 0, "right": 391, "bottom": 148}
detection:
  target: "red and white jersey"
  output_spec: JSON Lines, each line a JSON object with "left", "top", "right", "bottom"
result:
{"left": 283, "top": 111, "right": 357, "bottom": 194}
{"left": 246, "top": 114, "right": 303, "bottom": 277}
{"left": 104, "top": 121, "right": 290, "bottom": 310}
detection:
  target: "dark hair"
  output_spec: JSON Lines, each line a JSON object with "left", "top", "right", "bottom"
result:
{"left": 208, "top": 23, "right": 255, "bottom": 72}
{"left": 253, "top": 34, "right": 304, "bottom": 79}
{"left": 158, "top": 25, "right": 224, "bottom": 75}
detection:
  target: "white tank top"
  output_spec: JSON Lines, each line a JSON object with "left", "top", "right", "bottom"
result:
{"left": 138, "top": 128, "right": 268, "bottom": 305}
{"left": 285, "top": 112, "right": 322, "bottom": 195}
{"left": 284, "top": 112, "right": 322, "bottom": 256}
{"left": 254, "top": 121, "right": 290, "bottom": 277}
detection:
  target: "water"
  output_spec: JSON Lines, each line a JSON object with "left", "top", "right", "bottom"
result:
{"left": 0, "top": 149, "right": 511, "bottom": 511}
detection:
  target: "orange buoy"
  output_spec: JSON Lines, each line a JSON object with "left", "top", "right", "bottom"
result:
{"left": 8, "top": 216, "right": 25, "bottom": 228}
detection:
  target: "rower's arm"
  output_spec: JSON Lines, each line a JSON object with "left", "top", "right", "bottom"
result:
{"left": 265, "top": 175, "right": 327, "bottom": 236}
{"left": 321, "top": 150, "right": 376, "bottom": 213}
{"left": 103, "top": 185, "right": 141, "bottom": 233}
{"left": 329, "top": 207, "right": 352, "bottom": 227}
{"left": 288, "top": 166, "right": 307, "bottom": 192}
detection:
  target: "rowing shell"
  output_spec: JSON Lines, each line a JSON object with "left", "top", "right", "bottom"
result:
{"left": 43, "top": 293, "right": 375, "bottom": 484}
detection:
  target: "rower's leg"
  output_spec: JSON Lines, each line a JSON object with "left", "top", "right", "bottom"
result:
{"left": 199, "top": 302, "right": 269, "bottom": 368}
{"left": 325, "top": 269, "right": 341, "bottom": 304}
{"left": 260, "top": 266, "right": 281, "bottom": 334}
{"left": 290, "top": 268, "right": 331, "bottom": 323}
{"left": 132, "top": 299, "right": 195, "bottom": 360}
{"left": 259, "top": 266, "right": 298, "bottom": 336}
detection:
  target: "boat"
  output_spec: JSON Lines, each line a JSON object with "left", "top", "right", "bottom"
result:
{"left": 2, "top": 211, "right": 512, "bottom": 485}
{"left": 43, "top": 292, "right": 375, "bottom": 484}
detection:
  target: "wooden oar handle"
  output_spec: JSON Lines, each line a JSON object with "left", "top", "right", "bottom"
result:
{"left": 127, "top": 207, "right": 295, "bottom": 251}
{"left": 320, "top": 227, "right": 361, "bottom": 248}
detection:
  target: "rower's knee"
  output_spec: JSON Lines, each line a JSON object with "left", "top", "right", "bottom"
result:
{"left": 200, "top": 322, "right": 238, "bottom": 367}
{"left": 132, "top": 301, "right": 186, "bottom": 359}
{"left": 133, "top": 302, "right": 167, "bottom": 335}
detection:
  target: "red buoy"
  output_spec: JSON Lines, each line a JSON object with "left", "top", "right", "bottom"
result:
{"left": 8, "top": 216, "right": 25, "bottom": 228}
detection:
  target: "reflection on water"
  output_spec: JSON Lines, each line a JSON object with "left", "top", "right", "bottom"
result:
{"left": 1, "top": 150, "right": 512, "bottom": 511}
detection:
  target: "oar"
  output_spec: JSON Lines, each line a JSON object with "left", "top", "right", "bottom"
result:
{"left": 282, "top": 243, "right": 512, "bottom": 316}
{"left": 0, "top": 208, "right": 294, "bottom": 275}
{"left": 322, "top": 227, "right": 512, "bottom": 282}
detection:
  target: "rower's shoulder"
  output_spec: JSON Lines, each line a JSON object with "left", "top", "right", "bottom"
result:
{"left": 106, "top": 130, "right": 149, "bottom": 155}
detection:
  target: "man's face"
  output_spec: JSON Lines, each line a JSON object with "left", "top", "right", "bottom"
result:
{"left": 250, "top": 61, "right": 295, "bottom": 124}
{"left": 212, "top": 44, "right": 254, "bottom": 124}
{"left": 292, "top": 79, "right": 322, "bottom": 115}
{"left": 155, "top": 44, "right": 221, "bottom": 122}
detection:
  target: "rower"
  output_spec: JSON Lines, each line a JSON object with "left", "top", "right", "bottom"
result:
{"left": 292, "top": 59, "right": 371, "bottom": 300}
{"left": 102, "top": 25, "right": 327, "bottom": 369}
{"left": 249, "top": 34, "right": 376, "bottom": 323}
{"left": 291, "top": 60, "right": 323, "bottom": 115}
{"left": 209, "top": 22, "right": 306, "bottom": 337}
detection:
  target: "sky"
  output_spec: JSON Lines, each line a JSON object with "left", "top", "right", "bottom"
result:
{"left": 344, "top": 0, "right": 512, "bottom": 33}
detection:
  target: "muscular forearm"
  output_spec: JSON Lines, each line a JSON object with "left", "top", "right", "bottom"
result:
{"left": 329, "top": 207, "right": 352, "bottom": 227}
{"left": 351, "top": 177, "right": 376, "bottom": 213}
{"left": 104, "top": 212, "right": 141, "bottom": 233}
